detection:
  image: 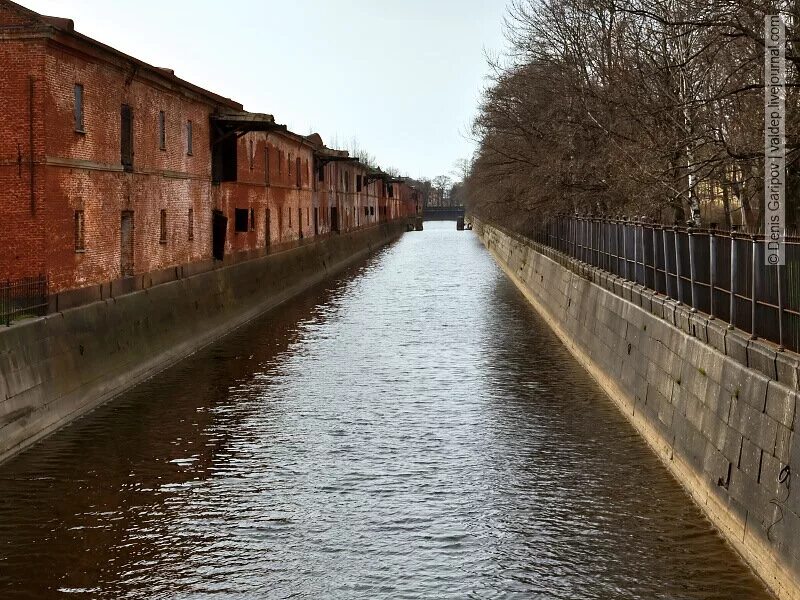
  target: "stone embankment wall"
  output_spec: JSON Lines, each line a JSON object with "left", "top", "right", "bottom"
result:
{"left": 0, "top": 222, "right": 406, "bottom": 464}
{"left": 476, "top": 218, "right": 800, "bottom": 600}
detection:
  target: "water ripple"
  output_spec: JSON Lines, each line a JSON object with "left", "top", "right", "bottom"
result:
{"left": 0, "top": 222, "right": 771, "bottom": 599}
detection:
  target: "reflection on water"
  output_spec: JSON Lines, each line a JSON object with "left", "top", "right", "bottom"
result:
{"left": 0, "top": 222, "right": 771, "bottom": 599}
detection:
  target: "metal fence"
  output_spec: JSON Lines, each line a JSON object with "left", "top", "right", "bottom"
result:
{"left": 1, "top": 275, "right": 48, "bottom": 326}
{"left": 534, "top": 217, "right": 800, "bottom": 353}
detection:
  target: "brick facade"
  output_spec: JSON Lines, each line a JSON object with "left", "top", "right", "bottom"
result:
{"left": 0, "top": 0, "right": 419, "bottom": 294}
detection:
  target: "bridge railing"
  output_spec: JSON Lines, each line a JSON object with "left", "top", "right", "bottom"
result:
{"left": 533, "top": 217, "right": 800, "bottom": 353}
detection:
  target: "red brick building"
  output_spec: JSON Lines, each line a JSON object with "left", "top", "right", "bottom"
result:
{"left": 0, "top": 0, "right": 418, "bottom": 294}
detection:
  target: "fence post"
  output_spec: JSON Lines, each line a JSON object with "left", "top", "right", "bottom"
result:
{"left": 777, "top": 261, "right": 785, "bottom": 351}
{"left": 709, "top": 231, "right": 716, "bottom": 319}
{"left": 651, "top": 225, "right": 658, "bottom": 293}
{"left": 662, "top": 226, "right": 670, "bottom": 298}
{"left": 674, "top": 227, "right": 684, "bottom": 305}
{"left": 751, "top": 235, "right": 758, "bottom": 340}
{"left": 729, "top": 235, "right": 737, "bottom": 330}
{"left": 688, "top": 228, "right": 698, "bottom": 312}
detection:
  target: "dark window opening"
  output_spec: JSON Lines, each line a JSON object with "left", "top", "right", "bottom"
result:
{"left": 159, "top": 209, "right": 167, "bottom": 243}
{"left": 370, "top": 206, "right": 375, "bottom": 216}
{"left": 249, "top": 139, "right": 255, "bottom": 171}
{"left": 344, "top": 171, "right": 349, "bottom": 192}
{"left": 265, "top": 208, "right": 271, "bottom": 246}
{"left": 278, "top": 150, "right": 283, "bottom": 175}
{"left": 212, "top": 133, "right": 238, "bottom": 183}
{"left": 212, "top": 210, "right": 227, "bottom": 260}
{"left": 364, "top": 206, "right": 369, "bottom": 216}
{"left": 121, "top": 104, "right": 133, "bottom": 171}
{"left": 288, "top": 154, "right": 293, "bottom": 180}
{"left": 296, "top": 157, "right": 302, "bottom": 188}
{"left": 356, "top": 175, "right": 362, "bottom": 192}
{"left": 298, "top": 207, "right": 303, "bottom": 239}
{"left": 74, "top": 210, "right": 85, "bottom": 252}
{"left": 265, "top": 147, "right": 271, "bottom": 185}
{"left": 317, "top": 162, "right": 325, "bottom": 182}
{"left": 158, "top": 111, "right": 166, "bottom": 150}
{"left": 249, "top": 208, "right": 255, "bottom": 231}
{"left": 234, "top": 208, "right": 249, "bottom": 233}
{"left": 288, "top": 206, "right": 292, "bottom": 228}
{"left": 187, "top": 120, "right": 193, "bottom": 156}
{"left": 331, "top": 206, "right": 339, "bottom": 232}
{"left": 388, "top": 183, "right": 394, "bottom": 198}
{"left": 74, "top": 84, "right": 85, "bottom": 132}
{"left": 188, "top": 208, "right": 194, "bottom": 240}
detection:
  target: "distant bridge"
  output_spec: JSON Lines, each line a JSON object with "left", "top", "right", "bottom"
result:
{"left": 422, "top": 206, "right": 465, "bottom": 221}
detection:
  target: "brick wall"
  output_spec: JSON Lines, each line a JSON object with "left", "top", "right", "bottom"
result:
{"left": 0, "top": 1, "right": 414, "bottom": 295}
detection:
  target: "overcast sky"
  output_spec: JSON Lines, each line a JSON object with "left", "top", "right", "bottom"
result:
{"left": 16, "top": 0, "right": 510, "bottom": 180}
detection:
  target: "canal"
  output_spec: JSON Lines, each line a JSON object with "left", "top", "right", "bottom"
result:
{"left": 0, "top": 222, "right": 771, "bottom": 599}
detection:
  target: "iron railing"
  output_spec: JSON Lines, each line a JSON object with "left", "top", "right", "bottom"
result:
{"left": 534, "top": 217, "right": 800, "bottom": 353}
{"left": 1, "top": 275, "right": 48, "bottom": 326}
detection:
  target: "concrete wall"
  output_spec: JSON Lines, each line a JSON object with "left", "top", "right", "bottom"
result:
{"left": 476, "top": 219, "right": 800, "bottom": 600}
{"left": 0, "top": 221, "right": 406, "bottom": 464}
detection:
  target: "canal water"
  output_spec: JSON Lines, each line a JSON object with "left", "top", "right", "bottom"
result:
{"left": 0, "top": 222, "right": 771, "bottom": 599}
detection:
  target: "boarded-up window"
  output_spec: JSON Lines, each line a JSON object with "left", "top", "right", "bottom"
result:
{"left": 121, "top": 104, "right": 133, "bottom": 171}
{"left": 188, "top": 208, "right": 194, "bottom": 240}
{"left": 74, "top": 210, "right": 85, "bottom": 251}
{"left": 160, "top": 209, "right": 167, "bottom": 243}
{"left": 74, "top": 84, "right": 84, "bottom": 132}
{"left": 187, "top": 120, "right": 193, "bottom": 156}
{"left": 158, "top": 111, "right": 166, "bottom": 150}
{"left": 234, "top": 208, "right": 248, "bottom": 232}
{"left": 296, "top": 157, "right": 301, "bottom": 188}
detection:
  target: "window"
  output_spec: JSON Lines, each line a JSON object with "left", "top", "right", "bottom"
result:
{"left": 388, "top": 183, "right": 394, "bottom": 198}
{"left": 364, "top": 206, "right": 369, "bottom": 217}
{"left": 212, "top": 134, "right": 237, "bottom": 182}
{"left": 159, "top": 209, "right": 167, "bottom": 243}
{"left": 188, "top": 208, "right": 194, "bottom": 240}
{"left": 249, "top": 208, "right": 255, "bottom": 231}
{"left": 288, "top": 206, "right": 292, "bottom": 228}
{"left": 356, "top": 175, "right": 362, "bottom": 192}
{"left": 344, "top": 171, "right": 349, "bottom": 192}
{"left": 74, "top": 84, "right": 85, "bottom": 132}
{"left": 187, "top": 120, "right": 193, "bottom": 156}
{"left": 296, "top": 157, "right": 301, "bottom": 188}
{"left": 265, "top": 146, "right": 271, "bottom": 185}
{"left": 121, "top": 104, "right": 133, "bottom": 171}
{"left": 288, "top": 153, "right": 292, "bottom": 180}
{"left": 370, "top": 206, "right": 375, "bottom": 216}
{"left": 74, "top": 210, "right": 85, "bottom": 251}
{"left": 234, "top": 208, "right": 249, "bottom": 232}
{"left": 158, "top": 111, "right": 166, "bottom": 150}
{"left": 278, "top": 150, "right": 283, "bottom": 175}
{"left": 249, "top": 139, "right": 254, "bottom": 171}
{"left": 317, "top": 161, "right": 325, "bottom": 182}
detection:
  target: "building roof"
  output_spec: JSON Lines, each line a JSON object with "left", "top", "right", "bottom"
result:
{"left": 0, "top": 0, "right": 243, "bottom": 110}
